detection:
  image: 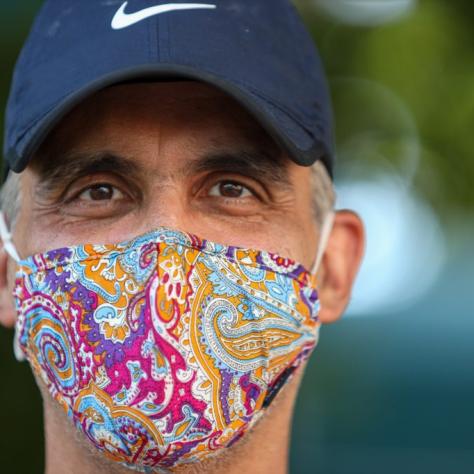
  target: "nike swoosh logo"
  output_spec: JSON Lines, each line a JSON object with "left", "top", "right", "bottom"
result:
{"left": 111, "top": 2, "right": 217, "bottom": 30}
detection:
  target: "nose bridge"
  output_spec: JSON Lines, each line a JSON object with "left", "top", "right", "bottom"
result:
{"left": 140, "top": 174, "right": 189, "bottom": 233}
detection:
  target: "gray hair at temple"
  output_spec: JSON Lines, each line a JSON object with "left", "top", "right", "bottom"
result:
{"left": 0, "top": 171, "right": 21, "bottom": 229}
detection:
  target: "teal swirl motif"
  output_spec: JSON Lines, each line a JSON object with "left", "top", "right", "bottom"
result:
{"left": 25, "top": 297, "right": 79, "bottom": 396}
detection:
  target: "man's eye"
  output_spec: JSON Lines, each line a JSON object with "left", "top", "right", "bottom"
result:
{"left": 208, "top": 181, "right": 253, "bottom": 199}
{"left": 77, "top": 184, "right": 125, "bottom": 201}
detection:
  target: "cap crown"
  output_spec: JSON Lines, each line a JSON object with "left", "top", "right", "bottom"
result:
{"left": 4, "top": 0, "right": 334, "bottom": 175}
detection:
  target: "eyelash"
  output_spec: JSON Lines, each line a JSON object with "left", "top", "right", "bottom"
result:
{"left": 63, "top": 180, "right": 130, "bottom": 205}
{"left": 208, "top": 180, "right": 255, "bottom": 198}
{"left": 199, "top": 171, "right": 267, "bottom": 201}
{"left": 77, "top": 184, "right": 124, "bottom": 201}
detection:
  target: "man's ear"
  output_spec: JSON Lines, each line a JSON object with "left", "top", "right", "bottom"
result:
{"left": 317, "top": 209, "right": 365, "bottom": 324}
{"left": 0, "top": 246, "right": 16, "bottom": 328}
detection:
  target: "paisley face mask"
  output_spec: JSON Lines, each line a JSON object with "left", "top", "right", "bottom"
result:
{"left": 0, "top": 212, "right": 334, "bottom": 472}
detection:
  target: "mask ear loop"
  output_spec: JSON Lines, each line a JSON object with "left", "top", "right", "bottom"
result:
{"left": 0, "top": 211, "right": 25, "bottom": 361}
{"left": 311, "top": 210, "right": 335, "bottom": 275}
{"left": 0, "top": 211, "right": 21, "bottom": 262}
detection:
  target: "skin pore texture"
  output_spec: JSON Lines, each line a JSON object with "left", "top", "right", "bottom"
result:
{"left": 0, "top": 81, "right": 365, "bottom": 474}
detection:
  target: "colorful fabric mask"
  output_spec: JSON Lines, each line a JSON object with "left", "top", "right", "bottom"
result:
{"left": 1, "top": 213, "right": 334, "bottom": 471}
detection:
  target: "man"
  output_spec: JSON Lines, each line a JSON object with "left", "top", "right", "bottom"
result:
{"left": 0, "top": 1, "right": 364, "bottom": 473}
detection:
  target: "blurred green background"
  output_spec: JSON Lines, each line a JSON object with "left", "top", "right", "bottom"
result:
{"left": 1, "top": 1, "right": 473, "bottom": 473}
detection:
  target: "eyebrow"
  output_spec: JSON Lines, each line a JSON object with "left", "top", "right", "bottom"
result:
{"left": 34, "top": 147, "right": 292, "bottom": 194}
{"left": 185, "top": 149, "right": 292, "bottom": 187}
{"left": 34, "top": 151, "right": 142, "bottom": 194}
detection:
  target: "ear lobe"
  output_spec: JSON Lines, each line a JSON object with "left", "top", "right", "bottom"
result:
{"left": 317, "top": 210, "right": 365, "bottom": 324}
{"left": 0, "top": 247, "right": 16, "bottom": 328}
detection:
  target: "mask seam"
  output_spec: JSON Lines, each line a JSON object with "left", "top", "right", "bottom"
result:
{"left": 18, "top": 243, "right": 315, "bottom": 288}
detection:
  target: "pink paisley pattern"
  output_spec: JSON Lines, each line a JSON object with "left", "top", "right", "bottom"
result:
{"left": 14, "top": 227, "right": 320, "bottom": 470}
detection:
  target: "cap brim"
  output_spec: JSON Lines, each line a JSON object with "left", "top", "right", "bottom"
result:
{"left": 7, "top": 64, "right": 332, "bottom": 177}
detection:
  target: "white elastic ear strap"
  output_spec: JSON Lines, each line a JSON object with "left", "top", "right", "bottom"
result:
{"left": 0, "top": 211, "right": 25, "bottom": 361}
{"left": 0, "top": 211, "right": 20, "bottom": 262}
{"left": 311, "top": 210, "right": 335, "bottom": 275}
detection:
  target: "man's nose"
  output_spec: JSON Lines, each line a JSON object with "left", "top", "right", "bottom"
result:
{"left": 138, "top": 181, "right": 191, "bottom": 235}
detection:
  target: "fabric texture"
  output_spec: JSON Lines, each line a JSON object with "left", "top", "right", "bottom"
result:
{"left": 14, "top": 227, "right": 321, "bottom": 469}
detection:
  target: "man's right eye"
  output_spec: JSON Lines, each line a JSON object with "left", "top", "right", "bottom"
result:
{"left": 77, "top": 184, "right": 125, "bottom": 202}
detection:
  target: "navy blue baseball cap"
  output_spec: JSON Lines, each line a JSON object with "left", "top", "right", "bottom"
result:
{"left": 4, "top": 0, "right": 334, "bottom": 178}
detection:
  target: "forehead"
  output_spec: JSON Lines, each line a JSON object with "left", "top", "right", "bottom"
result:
{"left": 29, "top": 80, "right": 297, "bottom": 188}
{"left": 78, "top": 81, "right": 246, "bottom": 118}
{"left": 39, "top": 81, "right": 278, "bottom": 155}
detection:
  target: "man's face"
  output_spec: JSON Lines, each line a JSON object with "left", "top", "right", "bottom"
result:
{"left": 0, "top": 80, "right": 365, "bottom": 471}
{"left": 14, "top": 81, "right": 319, "bottom": 270}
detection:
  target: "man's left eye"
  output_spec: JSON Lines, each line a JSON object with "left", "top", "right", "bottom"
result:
{"left": 78, "top": 184, "right": 125, "bottom": 201}
{"left": 208, "top": 181, "right": 253, "bottom": 199}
